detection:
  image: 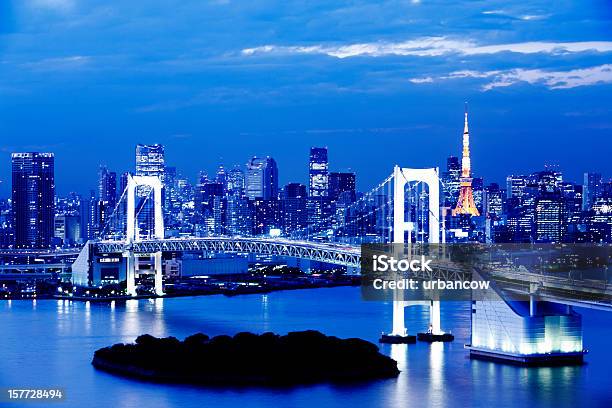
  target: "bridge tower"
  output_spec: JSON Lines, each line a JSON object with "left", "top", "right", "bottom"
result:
{"left": 125, "top": 175, "right": 164, "bottom": 297}
{"left": 389, "top": 166, "right": 446, "bottom": 338}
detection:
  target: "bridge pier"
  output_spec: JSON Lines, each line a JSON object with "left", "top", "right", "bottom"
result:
{"left": 430, "top": 300, "right": 441, "bottom": 335}
{"left": 126, "top": 251, "right": 137, "bottom": 297}
{"left": 154, "top": 251, "right": 164, "bottom": 296}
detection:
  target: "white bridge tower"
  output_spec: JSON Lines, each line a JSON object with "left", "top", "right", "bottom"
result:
{"left": 125, "top": 175, "right": 164, "bottom": 297}
{"left": 391, "top": 166, "right": 443, "bottom": 336}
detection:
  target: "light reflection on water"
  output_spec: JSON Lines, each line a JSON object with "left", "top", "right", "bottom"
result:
{"left": 1, "top": 287, "right": 611, "bottom": 408}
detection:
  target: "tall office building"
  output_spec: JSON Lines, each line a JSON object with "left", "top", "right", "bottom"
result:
{"left": 506, "top": 175, "right": 528, "bottom": 200}
{"left": 98, "top": 166, "right": 117, "bottom": 231}
{"left": 442, "top": 156, "right": 461, "bottom": 207}
{"left": 227, "top": 166, "right": 245, "bottom": 196}
{"left": 329, "top": 172, "right": 356, "bottom": 203}
{"left": 246, "top": 157, "right": 278, "bottom": 200}
{"left": 472, "top": 177, "right": 484, "bottom": 214}
{"left": 582, "top": 172, "right": 602, "bottom": 211}
{"left": 12, "top": 153, "right": 55, "bottom": 248}
{"left": 309, "top": 147, "right": 329, "bottom": 197}
{"left": 216, "top": 164, "right": 227, "bottom": 193}
{"left": 135, "top": 144, "right": 165, "bottom": 181}
{"left": 282, "top": 183, "right": 308, "bottom": 235}
{"left": 98, "top": 166, "right": 117, "bottom": 206}
{"left": 253, "top": 198, "right": 281, "bottom": 235}
{"left": 535, "top": 195, "right": 565, "bottom": 243}
{"left": 483, "top": 183, "right": 504, "bottom": 218}
{"left": 80, "top": 190, "right": 98, "bottom": 241}
{"left": 452, "top": 107, "right": 480, "bottom": 216}
{"left": 226, "top": 195, "right": 253, "bottom": 236}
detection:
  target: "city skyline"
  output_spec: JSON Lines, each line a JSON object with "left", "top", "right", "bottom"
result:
{"left": 1, "top": 125, "right": 609, "bottom": 199}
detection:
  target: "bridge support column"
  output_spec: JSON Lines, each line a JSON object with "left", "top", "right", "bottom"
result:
{"left": 381, "top": 166, "right": 441, "bottom": 344}
{"left": 126, "top": 251, "right": 137, "bottom": 297}
{"left": 154, "top": 251, "right": 164, "bottom": 296}
{"left": 392, "top": 301, "right": 407, "bottom": 336}
{"left": 430, "top": 300, "right": 441, "bottom": 335}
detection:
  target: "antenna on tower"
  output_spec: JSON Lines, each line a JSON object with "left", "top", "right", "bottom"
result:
{"left": 464, "top": 101, "right": 468, "bottom": 114}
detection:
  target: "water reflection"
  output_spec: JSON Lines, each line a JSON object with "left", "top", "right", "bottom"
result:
{"left": 470, "top": 358, "right": 583, "bottom": 406}
{"left": 429, "top": 342, "right": 445, "bottom": 407}
{"left": 0, "top": 287, "right": 608, "bottom": 408}
{"left": 389, "top": 344, "right": 409, "bottom": 408}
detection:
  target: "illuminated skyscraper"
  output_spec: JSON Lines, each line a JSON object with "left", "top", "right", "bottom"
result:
{"left": 12, "top": 153, "right": 56, "bottom": 248}
{"left": 246, "top": 157, "right": 278, "bottom": 200}
{"left": 135, "top": 144, "right": 165, "bottom": 181}
{"left": 582, "top": 172, "right": 602, "bottom": 211}
{"left": 98, "top": 166, "right": 117, "bottom": 231}
{"left": 452, "top": 106, "right": 480, "bottom": 216}
{"left": 309, "top": 147, "right": 329, "bottom": 197}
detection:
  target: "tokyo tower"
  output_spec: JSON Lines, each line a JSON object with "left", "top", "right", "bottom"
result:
{"left": 452, "top": 104, "right": 480, "bottom": 216}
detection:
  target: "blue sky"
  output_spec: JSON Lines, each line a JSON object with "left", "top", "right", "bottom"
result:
{"left": 0, "top": 0, "right": 611, "bottom": 195}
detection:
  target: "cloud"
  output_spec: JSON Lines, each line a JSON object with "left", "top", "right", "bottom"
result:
{"left": 29, "top": 0, "right": 75, "bottom": 11}
{"left": 242, "top": 38, "right": 612, "bottom": 59}
{"left": 21, "top": 55, "right": 92, "bottom": 72}
{"left": 409, "top": 65, "right": 612, "bottom": 90}
{"left": 482, "top": 9, "right": 550, "bottom": 21}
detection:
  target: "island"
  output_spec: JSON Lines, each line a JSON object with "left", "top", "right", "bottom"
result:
{"left": 92, "top": 330, "right": 400, "bottom": 386}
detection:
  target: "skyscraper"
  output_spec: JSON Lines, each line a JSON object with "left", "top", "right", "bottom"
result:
{"left": 309, "top": 147, "right": 329, "bottom": 197}
{"left": 506, "top": 175, "right": 528, "bottom": 201}
{"left": 452, "top": 106, "right": 480, "bottom": 216}
{"left": 281, "top": 183, "right": 308, "bottom": 235}
{"left": 135, "top": 144, "right": 165, "bottom": 181}
{"left": 98, "top": 166, "right": 117, "bottom": 231}
{"left": 216, "top": 164, "right": 227, "bottom": 193}
{"left": 442, "top": 156, "right": 461, "bottom": 207}
{"left": 329, "top": 172, "right": 356, "bottom": 203}
{"left": 246, "top": 157, "right": 278, "bottom": 200}
{"left": 12, "top": 153, "right": 55, "bottom": 248}
{"left": 226, "top": 195, "right": 252, "bottom": 236}
{"left": 535, "top": 195, "right": 565, "bottom": 243}
{"left": 582, "top": 172, "right": 602, "bottom": 211}
{"left": 483, "top": 183, "right": 503, "bottom": 218}
{"left": 227, "top": 166, "right": 245, "bottom": 196}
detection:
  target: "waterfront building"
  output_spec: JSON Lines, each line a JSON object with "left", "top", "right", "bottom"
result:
{"left": 11, "top": 152, "right": 55, "bottom": 248}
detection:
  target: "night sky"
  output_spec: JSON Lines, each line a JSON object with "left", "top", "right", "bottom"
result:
{"left": 0, "top": 1, "right": 611, "bottom": 196}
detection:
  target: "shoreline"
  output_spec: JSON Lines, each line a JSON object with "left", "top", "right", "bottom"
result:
{"left": 1, "top": 279, "right": 360, "bottom": 302}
